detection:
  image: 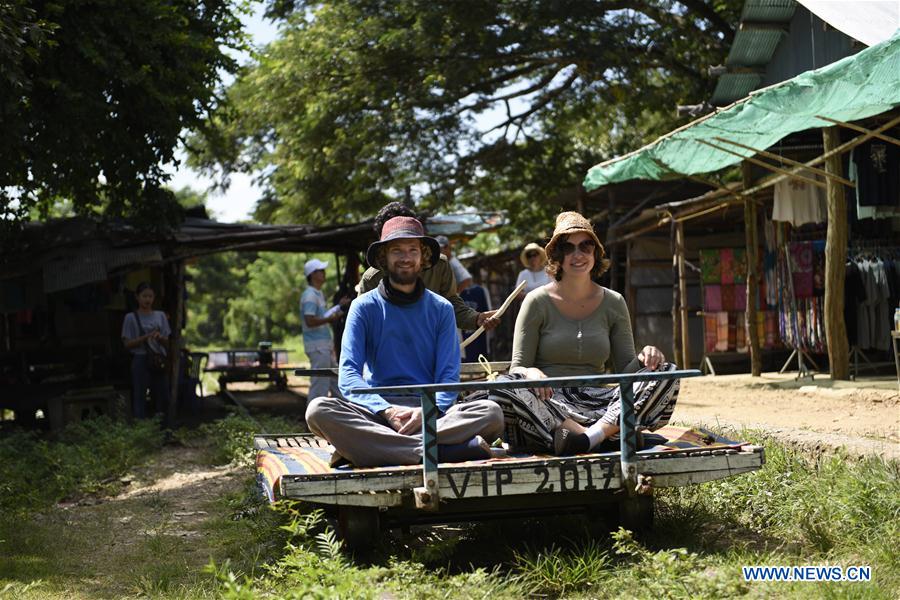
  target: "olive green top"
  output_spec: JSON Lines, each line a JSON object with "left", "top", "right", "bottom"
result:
{"left": 359, "top": 255, "right": 481, "bottom": 330}
{"left": 511, "top": 286, "right": 640, "bottom": 377}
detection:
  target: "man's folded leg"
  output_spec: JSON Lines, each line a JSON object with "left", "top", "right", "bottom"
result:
{"left": 436, "top": 400, "right": 504, "bottom": 445}
{"left": 305, "top": 397, "right": 423, "bottom": 467}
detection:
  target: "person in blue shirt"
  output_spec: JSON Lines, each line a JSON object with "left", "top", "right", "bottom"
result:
{"left": 305, "top": 216, "right": 503, "bottom": 467}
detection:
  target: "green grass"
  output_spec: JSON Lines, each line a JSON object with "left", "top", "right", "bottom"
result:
{"left": 1, "top": 424, "right": 896, "bottom": 599}
{"left": 0, "top": 416, "right": 165, "bottom": 516}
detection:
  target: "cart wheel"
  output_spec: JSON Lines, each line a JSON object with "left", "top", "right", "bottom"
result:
{"left": 618, "top": 494, "right": 654, "bottom": 533}
{"left": 337, "top": 506, "right": 381, "bottom": 551}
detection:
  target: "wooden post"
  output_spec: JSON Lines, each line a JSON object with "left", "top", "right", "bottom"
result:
{"left": 608, "top": 190, "right": 618, "bottom": 291}
{"left": 822, "top": 127, "right": 850, "bottom": 379}
{"left": 670, "top": 221, "right": 683, "bottom": 368}
{"left": 675, "top": 221, "right": 690, "bottom": 368}
{"left": 576, "top": 184, "right": 587, "bottom": 214}
{"left": 625, "top": 241, "right": 635, "bottom": 329}
{"left": 167, "top": 260, "right": 185, "bottom": 426}
{"left": 742, "top": 161, "right": 762, "bottom": 376}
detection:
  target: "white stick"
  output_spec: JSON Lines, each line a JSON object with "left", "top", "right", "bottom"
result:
{"left": 461, "top": 280, "right": 527, "bottom": 350}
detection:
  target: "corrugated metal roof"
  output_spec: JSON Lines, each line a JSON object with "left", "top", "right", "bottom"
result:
{"left": 42, "top": 242, "right": 110, "bottom": 293}
{"left": 711, "top": 72, "right": 763, "bottom": 105}
{"left": 741, "top": 0, "right": 797, "bottom": 23}
{"left": 726, "top": 28, "right": 788, "bottom": 66}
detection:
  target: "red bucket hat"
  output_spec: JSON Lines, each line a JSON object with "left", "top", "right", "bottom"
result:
{"left": 366, "top": 216, "right": 441, "bottom": 268}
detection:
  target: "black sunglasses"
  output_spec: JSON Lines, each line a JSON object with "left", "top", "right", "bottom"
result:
{"left": 558, "top": 239, "right": 597, "bottom": 255}
{"left": 525, "top": 251, "right": 540, "bottom": 259}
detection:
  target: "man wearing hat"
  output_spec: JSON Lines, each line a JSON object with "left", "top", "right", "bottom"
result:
{"left": 305, "top": 216, "right": 504, "bottom": 467}
{"left": 516, "top": 242, "right": 552, "bottom": 298}
{"left": 358, "top": 202, "right": 499, "bottom": 333}
{"left": 301, "top": 258, "right": 348, "bottom": 401}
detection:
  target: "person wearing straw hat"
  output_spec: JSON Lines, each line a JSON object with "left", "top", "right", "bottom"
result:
{"left": 516, "top": 242, "right": 552, "bottom": 298}
{"left": 501, "top": 211, "right": 679, "bottom": 455}
{"left": 305, "top": 216, "right": 504, "bottom": 467}
{"left": 359, "top": 202, "right": 500, "bottom": 332}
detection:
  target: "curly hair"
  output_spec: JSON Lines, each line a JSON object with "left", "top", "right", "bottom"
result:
{"left": 545, "top": 234, "right": 611, "bottom": 281}
{"left": 373, "top": 202, "right": 417, "bottom": 235}
{"left": 374, "top": 240, "right": 433, "bottom": 271}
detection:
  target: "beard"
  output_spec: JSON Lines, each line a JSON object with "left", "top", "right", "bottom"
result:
{"left": 387, "top": 262, "right": 421, "bottom": 286}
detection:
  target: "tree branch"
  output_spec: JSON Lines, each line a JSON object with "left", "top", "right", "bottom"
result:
{"left": 483, "top": 71, "right": 578, "bottom": 135}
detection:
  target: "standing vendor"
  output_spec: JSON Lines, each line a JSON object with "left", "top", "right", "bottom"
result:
{"left": 121, "top": 282, "right": 171, "bottom": 420}
{"left": 301, "top": 258, "right": 348, "bottom": 400}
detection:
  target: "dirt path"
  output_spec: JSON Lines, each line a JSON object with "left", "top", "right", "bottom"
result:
{"left": 48, "top": 446, "right": 248, "bottom": 597}
{"left": 675, "top": 373, "right": 899, "bottom": 459}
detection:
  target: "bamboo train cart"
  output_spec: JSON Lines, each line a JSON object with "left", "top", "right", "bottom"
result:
{"left": 255, "top": 369, "right": 765, "bottom": 550}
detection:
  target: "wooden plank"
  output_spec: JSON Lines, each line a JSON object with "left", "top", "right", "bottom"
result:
{"left": 650, "top": 466, "right": 759, "bottom": 487}
{"left": 276, "top": 437, "right": 289, "bottom": 448}
{"left": 304, "top": 493, "right": 405, "bottom": 507}
{"left": 278, "top": 451, "right": 763, "bottom": 501}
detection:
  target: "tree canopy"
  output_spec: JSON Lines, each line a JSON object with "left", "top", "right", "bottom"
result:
{"left": 191, "top": 0, "right": 741, "bottom": 232}
{"left": 0, "top": 0, "right": 247, "bottom": 237}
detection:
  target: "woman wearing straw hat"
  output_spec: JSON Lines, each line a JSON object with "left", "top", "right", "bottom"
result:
{"left": 506, "top": 211, "right": 680, "bottom": 455}
{"left": 515, "top": 242, "right": 552, "bottom": 298}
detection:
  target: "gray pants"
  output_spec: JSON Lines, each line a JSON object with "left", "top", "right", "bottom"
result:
{"left": 306, "top": 346, "right": 341, "bottom": 400}
{"left": 305, "top": 397, "right": 504, "bottom": 467}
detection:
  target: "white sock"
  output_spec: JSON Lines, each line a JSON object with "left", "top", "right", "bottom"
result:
{"left": 586, "top": 422, "right": 607, "bottom": 449}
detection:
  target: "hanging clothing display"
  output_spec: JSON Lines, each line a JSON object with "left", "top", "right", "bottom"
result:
{"left": 776, "top": 239, "right": 827, "bottom": 353}
{"left": 853, "top": 257, "right": 894, "bottom": 351}
{"left": 700, "top": 246, "right": 778, "bottom": 353}
{"left": 772, "top": 172, "right": 828, "bottom": 226}
{"left": 849, "top": 142, "right": 900, "bottom": 219}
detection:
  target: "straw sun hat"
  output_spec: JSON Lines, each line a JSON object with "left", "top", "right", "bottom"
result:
{"left": 519, "top": 242, "right": 547, "bottom": 268}
{"left": 544, "top": 211, "right": 609, "bottom": 278}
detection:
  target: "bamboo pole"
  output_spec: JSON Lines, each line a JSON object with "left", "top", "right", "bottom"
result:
{"left": 698, "top": 139, "right": 828, "bottom": 189}
{"left": 675, "top": 221, "right": 690, "bottom": 368}
{"left": 816, "top": 115, "right": 900, "bottom": 148}
{"left": 742, "top": 161, "right": 762, "bottom": 376}
{"left": 822, "top": 127, "right": 850, "bottom": 379}
{"left": 712, "top": 136, "right": 855, "bottom": 187}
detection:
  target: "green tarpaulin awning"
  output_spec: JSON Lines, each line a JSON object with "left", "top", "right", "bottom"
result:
{"left": 583, "top": 30, "right": 900, "bottom": 191}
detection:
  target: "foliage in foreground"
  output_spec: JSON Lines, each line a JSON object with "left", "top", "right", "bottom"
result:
{"left": 0, "top": 416, "right": 165, "bottom": 516}
{"left": 210, "top": 430, "right": 898, "bottom": 599}
{"left": 0, "top": 423, "right": 896, "bottom": 599}
{"left": 175, "top": 412, "right": 302, "bottom": 466}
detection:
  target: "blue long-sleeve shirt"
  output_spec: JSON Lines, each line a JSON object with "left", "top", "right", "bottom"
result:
{"left": 338, "top": 288, "right": 461, "bottom": 413}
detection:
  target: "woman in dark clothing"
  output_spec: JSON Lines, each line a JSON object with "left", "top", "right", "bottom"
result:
{"left": 121, "top": 282, "right": 171, "bottom": 419}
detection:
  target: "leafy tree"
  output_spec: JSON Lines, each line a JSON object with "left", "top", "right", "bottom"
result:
{"left": 0, "top": 0, "right": 248, "bottom": 239}
{"left": 185, "top": 250, "right": 344, "bottom": 348}
{"left": 185, "top": 250, "right": 257, "bottom": 347}
{"left": 191, "top": 0, "right": 741, "bottom": 234}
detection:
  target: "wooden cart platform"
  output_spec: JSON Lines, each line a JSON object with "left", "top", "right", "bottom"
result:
{"left": 254, "top": 370, "right": 764, "bottom": 548}
{"left": 256, "top": 425, "right": 762, "bottom": 506}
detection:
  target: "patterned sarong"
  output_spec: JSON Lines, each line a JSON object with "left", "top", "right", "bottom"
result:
{"left": 460, "top": 364, "right": 681, "bottom": 453}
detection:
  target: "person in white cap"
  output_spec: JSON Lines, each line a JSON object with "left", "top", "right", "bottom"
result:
{"left": 300, "top": 258, "right": 348, "bottom": 401}
{"left": 435, "top": 235, "right": 473, "bottom": 293}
